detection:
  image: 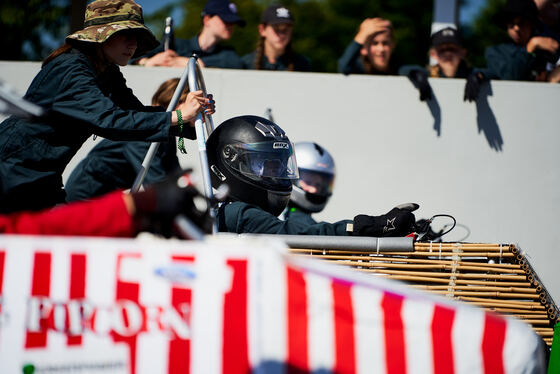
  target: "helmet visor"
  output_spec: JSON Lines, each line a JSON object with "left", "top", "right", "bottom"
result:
{"left": 296, "top": 169, "right": 334, "bottom": 197}
{"left": 223, "top": 141, "right": 299, "bottom": 181}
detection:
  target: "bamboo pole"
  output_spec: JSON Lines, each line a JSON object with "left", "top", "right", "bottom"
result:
{"left": 289, "top": 249, "right": 516, "bottom": 257}
{"left": 362, "top": 269, "right": 527, "bottom": 280}
{"left": 299, "top": 254, "right": 522, "bottom": 269}
{"left": 424, "top": 290, "right": 540, "bottom": 299}
{"left": 371, "top": 274, "right": 464, "bottom": 284}
{"left": 381, "top": 251, "right": 515, "bottom": 258}
{"left": 460, "top": 296, "right": 544, "bottom": 306}
{"left": 402, "top": 276, "right": 533, "bottom": 287}
{"left": 457, "top": 297, "right": 546, "bottom": 310}
{"left": 410, "top": 285, "right": 537, "bottom": 294}
{"left": 325, "top": 259, "right": 526, "bottom": 273}
{"left": 507, "top": 314, "right": 550, "bottom": 319}
{"left": 533, "top": 330, "right": 554, "bottom": 337}
{"left": 415, "top": 243, "right": 512, "bottom": 249}
{"left": 488, "top": 308, "right": 550, "bottom": 316}
{"left": 373, "top": 274, "right": 533, "bottom": 288}
{"left": 465, "top": 301, "right": 545, "bottom": 311}
{"left": 290, "top": 244, "right": 517, "bottom": 254}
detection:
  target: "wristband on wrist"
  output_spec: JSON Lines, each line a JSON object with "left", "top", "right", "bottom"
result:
{"left": 176, "top": 109, "right": 187, "bottom": 154}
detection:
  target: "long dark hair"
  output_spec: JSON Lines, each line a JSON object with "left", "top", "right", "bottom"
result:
{"left": 254, "top": 29, "right": 296, "bottom": 71}
{"left": 42, "top": 41, "right": 108, "bottom": 71}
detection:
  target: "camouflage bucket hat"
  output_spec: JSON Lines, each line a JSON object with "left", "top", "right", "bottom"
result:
{"left": 66, "top": 0, "right": 159, "bottom": 58}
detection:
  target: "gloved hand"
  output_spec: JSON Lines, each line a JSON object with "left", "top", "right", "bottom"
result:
{"left": 408, "top": 69, "right": 432, "bottom": 101}
{"left": 463, "top": 72, "right": 486, "bottom": 102}
{"left": 353, "top": 203, "right": 419, "bottom": 237}
{"left": 131, "top": 169, "right": 213, "bottom": 237}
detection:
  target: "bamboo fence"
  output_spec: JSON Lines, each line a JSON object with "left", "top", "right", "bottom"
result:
{"left": 289, "top": 242, "right": 559, "bottom": 347}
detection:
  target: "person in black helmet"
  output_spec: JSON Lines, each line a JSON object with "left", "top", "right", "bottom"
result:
{"left": 282, "top": 141, "right": 335, "bottom": 230}
{"left": 207, "top": 115, "right": 417, "bottom": 236}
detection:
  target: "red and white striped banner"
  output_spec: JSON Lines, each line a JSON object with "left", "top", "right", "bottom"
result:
{"left": 0, "top": 235, "right": 545, "bottom": 373}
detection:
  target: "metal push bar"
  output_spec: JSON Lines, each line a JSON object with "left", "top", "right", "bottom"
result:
{"left": 186, "top": 55, "right": 215, "bottom": 205}
{"left": 131, "top": 62, "right": 191, "bottom": 193}
{"left": 131, "top": 55, "right": 217, "bottom": 235}
{"left": 239, "top": 234, "right": 414, "bottom": 252}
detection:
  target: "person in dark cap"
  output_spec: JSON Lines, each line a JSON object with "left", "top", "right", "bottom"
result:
{"left": 399, "top": 26, "right": 487, "bottom": 102}
{"left": 485, "top": 0, "right": 559, "bottom": 81}
{"left": 0, "top": 0, "right": 214, "bottom": 213}
{"left": 430, "top": 27, "right": 489, "bottom": 101}
{"left": 136, "top": 0, "right": 245, "bottom": 69}
{"left": 428, "top": 27, "right": 471, "bottom": 78}
{"left": 242, "top": 4, "right": 311, "bottom": 71}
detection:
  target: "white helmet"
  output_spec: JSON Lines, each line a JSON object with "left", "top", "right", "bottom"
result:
{"left": 290, "top": 142, "right": 335, "bottom": 213}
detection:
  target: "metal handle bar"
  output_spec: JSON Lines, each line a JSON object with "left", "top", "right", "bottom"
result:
{"left": 131, "top": 62, "right": 191, "bottom": 193}
{"left": 187, "top": 55, "right": 217, "bottom": 234}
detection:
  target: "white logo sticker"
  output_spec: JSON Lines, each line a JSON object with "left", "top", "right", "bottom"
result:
{"left": 273, "top": 142, "right": 289, "bottom": 149}
{"left": 276, "top": 7, "right": 290, "bottom": 18}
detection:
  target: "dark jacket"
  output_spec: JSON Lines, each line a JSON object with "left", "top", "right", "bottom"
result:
{"left": 282, "top": 205, "right": 317, "bottom": 229}
{"left": 0, "top": 49, "right": 172, "bottom": 213}
{"left": 242, "top": 50, "right": 311, "bottom": 71}
{"left": 338, "top": 41, "right": 398, "bottom": 75}
{"left": 64, "top": 135, "right": 183, "bottom": 202}
{"left": 142, "top": 35, "right": 244, "bottom": 69}
{"left": 485, "top": 43, "right": 539, "bottom": 81}
{"left": 218, "top": 201, "right": 350, "bottom": 235}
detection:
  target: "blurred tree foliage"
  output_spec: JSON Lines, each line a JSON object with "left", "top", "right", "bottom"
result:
{"left": 0, "top": 0, "right": 70, "bottom": 60}
{"left": 460, "top": 0, "right": 509, "bottom": 68}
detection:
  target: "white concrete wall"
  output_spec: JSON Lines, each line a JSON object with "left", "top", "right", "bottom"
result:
{"left": 1, "top": 61, "right": 559, "bottom": 303}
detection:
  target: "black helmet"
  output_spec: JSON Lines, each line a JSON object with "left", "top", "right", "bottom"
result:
{"left": 290, "top": 142, "right": 335, "bottom": 213}
{"left": 207, "top": 115, "right": 299, "bottom": 216}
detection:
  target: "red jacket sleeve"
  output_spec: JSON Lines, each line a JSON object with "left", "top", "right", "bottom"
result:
{"left": 0, "top": 191, "right": 135, "bottom": 237}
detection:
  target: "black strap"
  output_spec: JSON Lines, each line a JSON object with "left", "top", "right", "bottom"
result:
{"left": 84, "top": 13, "right": 143, "bottom": 28}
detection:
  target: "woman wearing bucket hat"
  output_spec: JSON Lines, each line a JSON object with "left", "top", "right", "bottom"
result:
{"left": 0, "top": 0, "right": 215, "bottom": 214}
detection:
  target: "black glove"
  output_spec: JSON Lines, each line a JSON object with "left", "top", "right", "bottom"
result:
{"left": 353, "top": 203, "right": 418, "bottom": 237}
{"left": 408, "top": 69, "right": 432, "bottom": 101}
{"left": 131, "top": 169, "right": 213, "bottom": 237}
{"left": 463, "top": 72, "right": 486, "bottom": 102}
